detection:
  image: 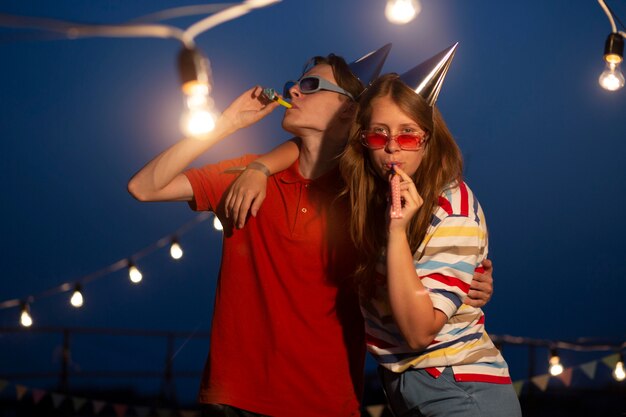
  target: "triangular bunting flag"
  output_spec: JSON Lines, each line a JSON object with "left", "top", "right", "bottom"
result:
{"left": 93, "top": 400, "right": 107, "bottom": 415}
{"left": 72, "top": 397, "right": 87, "bottom": 411}
{"left": 51, "top": 393, "right": 66, "bottom": 408}
{"left": 531, "top": 374, "right": 550, "bottom": 391}
{"left": 557, "top": 368, "right": 573, "bottom": 386}
{"left": 512, "top": 380, "right": 524, "bottom": 397}
{"left": 113, "top": 403, "right": 127, "bottom": 417}
{"left": 601, "top": 353, "right": 620, "bottom": 369}
{"left": 134, "top": 406, "right": 151, "bottom": 417}
{"left": 0, "top": 380, "right": 8, "bottom": 393}
{"left": 32, "top": 389, "right": 47, "bottom": 404}
{"left": 156, "top": 408, "right": 172, "bottom": 417}
{"left": 15, "top": 385, "right": 28, "bottom": 400}
{"left": 580, "top": 361, "right": 597, "bottom": 379}
{"left": 366, "top": 404, "right": 385, "bottom": 417}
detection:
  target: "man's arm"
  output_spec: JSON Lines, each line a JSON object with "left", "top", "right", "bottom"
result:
{"left": 464, "top": 258, "right": 494, "bottom": 307}
{"left": 127, "top": 86, "right": 279, "bottom": 202}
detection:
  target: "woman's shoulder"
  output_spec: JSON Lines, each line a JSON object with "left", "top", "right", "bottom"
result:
{"left": 436, "top": 180, "right": 483, "bottom": 220}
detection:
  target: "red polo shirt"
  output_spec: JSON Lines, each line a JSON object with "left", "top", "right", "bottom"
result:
{"left": 184, "top": 154, "right": 365, "bottom": 417}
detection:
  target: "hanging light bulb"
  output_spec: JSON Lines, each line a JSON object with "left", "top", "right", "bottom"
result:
{"left": 128, "top": 260, "right": 143, "bottom": 284}
{"left": 385, "top": 0, "right": 421, "bottom": 25}
{"left": 599, "top": 33, "right": 625, "bottom": 91}
{"left": 599, "top": 62, "right": 625, "bottom": 91}
{"left": 548, "top": 348, "right": 563, "bottom": 376}
{"left": 178, "top": 46, "right": 217, "bottom": 137}
{"left": 20, "top": 302, "right": 33, "bottom": 327}
{"left": 213, "top": 214, "right": 223, "bottom": 231}
{"left": 613, "top": 353, "right": 625, "bottom": 382}
{"left": 170, "top": 238, "right": 184, "bottom": 260}
{"left": 70, "top": 284, "right": 84, "bottom": 308}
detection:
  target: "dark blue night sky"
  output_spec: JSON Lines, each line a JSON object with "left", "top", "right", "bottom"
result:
{"left": 1, "top": 0, "right": 625, "bottom": 406}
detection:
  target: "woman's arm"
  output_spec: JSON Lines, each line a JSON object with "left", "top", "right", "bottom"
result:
{"left": 225, "top": 139, "right": 301, "bottom": 228}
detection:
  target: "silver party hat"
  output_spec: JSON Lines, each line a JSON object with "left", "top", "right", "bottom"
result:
{"left": 348, "top": 43, "right": 392, "bottom": 88}
{"left": 399, "top": 42, "right": 458, "bottom": 107}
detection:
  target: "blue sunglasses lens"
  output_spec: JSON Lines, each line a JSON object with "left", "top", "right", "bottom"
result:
{"left": 283, "top": 81, "right": 296, "bottom": 99}
{"left": 299, "top": 77, "right": 320, "bottom": 93}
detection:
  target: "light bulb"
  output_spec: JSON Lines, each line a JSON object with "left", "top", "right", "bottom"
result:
{"left": 128, "top": 263, "right": 143, "bottom": 284}
{"left": 181, "top": 108, "right": 216, "bottom": 137}
{"left": 385, "top": 0, "right": 421, "bottom": 25}
{"left": 70, "top": 289, "right": 84, "bottom": 308}
{"left": 614, "top": 360, "right": 625, "bottom": 382}
{"left": 170, "top": 241, "right": 183, "bottom": 260}
{"left": 179, "top": 77, "right": 216, "bottom": 138}
{"left": 20, "top": 304, "right": 33, "bottom": 327}
{"left": 599, "top": 62, "right": 625, "bottom": 91}
{"left": 549, "top": 354, "right": 563, "bottom": 376}
{"left": 213, "top": 215, "right": 223, "bottom": 231}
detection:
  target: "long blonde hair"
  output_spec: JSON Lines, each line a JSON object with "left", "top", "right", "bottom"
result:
{"left": 339, "top": 74, "right": 463, "bottom": 293}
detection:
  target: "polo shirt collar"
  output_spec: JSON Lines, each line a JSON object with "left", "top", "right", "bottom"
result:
{"left": 278, "top": 158, "right": 342, "bottom": 191}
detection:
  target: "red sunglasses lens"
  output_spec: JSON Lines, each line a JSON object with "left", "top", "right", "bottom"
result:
{"left": 395, "top": 135, "right": 421, "bottom": 149}
{"left": 364, "top": 133, "right": 388, "bottom": 148}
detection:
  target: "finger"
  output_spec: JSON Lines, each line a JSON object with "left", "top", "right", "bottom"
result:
{"left": 481, "top": 258, "right": 493, "bottom": 272}
{"left": 466, "top": 289, "right": 489, "bottom": 301}
{"left": 468, "top": 280, "right": 492, "bottom": 294}
{"left": 250, "top": 192, "right": 266, "bottom": 217}
{"left": 463, "top": 294, "right": 487, "bottom": 308}
{"left": 230, "top": 194, "right": 245, "bottom": 228}
{"left": 237, "top": 193, "right": 256, "bottom": 228}
{"left": 224, "top": 190, "right": 233, "bottom": 218}
{"left": 393, "top": 166, "right": 412, "bottom": 182}
{"left": 472, "top": 272, "right": 493, "bottom": 286}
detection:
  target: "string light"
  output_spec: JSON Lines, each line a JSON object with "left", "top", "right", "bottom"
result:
{"left": 599, "top": 33, "right": 625, "bottom": 91}
{"left": 597, "top": 0, "right": 626, "bottom": 91}
{"left": 178, "top": 46, "right": 217, "bottom": 137}
{"left": 70, "top": 284, "right": 84, "bottom": 308}
{"left": 128, "top": 260, "right": 143, "bottom": 284}
{"left": 613, "top": 352, "right": 625, "bottom": 382}
{"left": 170, "top": 238, "right": 184, "bottom": 260}
{"left": 385, "top": 0, "right": 421, "bottom": 25}
{"left": 549, "top": 348, "right": 564, "bottom": 376}
{"left": 20, "top": 302, "right": 33, "bottom": 327}
{"left": 213, "top": 214, "right": 223, "bottom": 231}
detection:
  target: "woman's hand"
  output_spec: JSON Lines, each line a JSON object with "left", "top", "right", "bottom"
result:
{"left": 224, "top": 168, "right": 268, "bottom": 228}
{"left": 388, "top": 166, "right": 423, "bottom": 232}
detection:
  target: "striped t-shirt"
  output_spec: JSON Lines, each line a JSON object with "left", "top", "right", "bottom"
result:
{"left": 362, "top": 180, "right": 511, "bottom": 384}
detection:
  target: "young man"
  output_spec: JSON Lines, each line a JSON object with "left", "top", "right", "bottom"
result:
{"left": 128, "top": 50, "right": 493, "bottom": 417}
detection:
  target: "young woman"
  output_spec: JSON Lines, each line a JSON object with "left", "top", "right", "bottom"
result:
{"left": 338, "top": 71, "right": 521, "bottom": 416}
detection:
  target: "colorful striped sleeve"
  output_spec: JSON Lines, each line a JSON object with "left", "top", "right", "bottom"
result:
{"left": 416, "top": 214, "right": 484, "bottom": 319}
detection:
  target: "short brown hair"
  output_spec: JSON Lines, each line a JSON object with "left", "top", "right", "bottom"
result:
{"left": 303, "top": 54, "right": 364, "bottom": 99}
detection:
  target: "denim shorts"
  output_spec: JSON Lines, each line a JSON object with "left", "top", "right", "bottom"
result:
{"left": 378, "top": 366, "right": 522, "bottom": 417}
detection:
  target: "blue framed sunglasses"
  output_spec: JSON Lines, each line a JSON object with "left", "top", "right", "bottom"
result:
{"left": 282, "top": 75, "right": 354, "bottom": 100}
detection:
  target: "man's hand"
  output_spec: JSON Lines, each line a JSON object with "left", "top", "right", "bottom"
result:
{"left": 220, "top": 86, "right": 280, "bottom": 134}
{"left": 464, "top": 259, "right": 494, "bottom": 308}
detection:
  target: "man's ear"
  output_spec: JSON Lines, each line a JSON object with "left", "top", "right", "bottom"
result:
{"left": 339, "top": 100, "right": 357, "bottom": 121}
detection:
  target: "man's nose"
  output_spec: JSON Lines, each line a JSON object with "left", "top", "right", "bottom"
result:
{"left": 289, "top": 83, "right": 302, "bottom": 99}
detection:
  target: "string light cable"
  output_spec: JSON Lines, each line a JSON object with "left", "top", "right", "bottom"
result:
{"left": 0, "top": 0, "right": 282, "bottom": 137}
{"left": 0, "top": 213, "right": 212, "bottom": 315}
{"left": 0, "top": 0, "right": 281, "bottom": 47}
